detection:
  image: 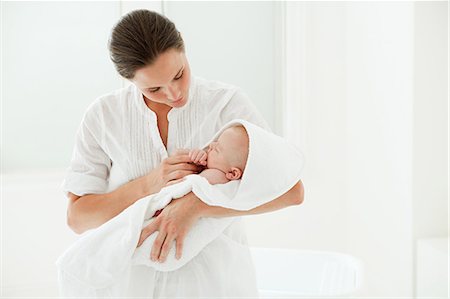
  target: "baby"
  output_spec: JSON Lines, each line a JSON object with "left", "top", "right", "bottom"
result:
{"left": 152, "top": 125, "right": 249, "bottom": 218}
{"left": 168, "top": 126, "right": 248, "bottom": 185}
{"left": 187, "top": 125, "right": 249, "bottom": 184}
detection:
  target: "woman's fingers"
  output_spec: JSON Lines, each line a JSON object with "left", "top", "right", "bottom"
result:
{"left": 149, "top": 234, "right": 184, "bottom": 262}
{"left": 161, "top": 162, "right": 201, "bottom": 185}
{"left": 151, "top": 231, "right": 167, "bottom": 261}
{"left": 167, "top": 170, "right": 197, "bottom": 182}
{"left": 164, "top": 161, "right": 202, "bottom": 175}
{"left": 142, "top": 193, "right": 201, "bottom": 264}
{"left": 165, "top": 179, "right": 180, "bottom": 186}
{"left": 158, "top": 234, "right": 176, "bottom": 263}
{"left": 175, "top": 237, "right": 184, "bottom": 260}
{"left": 171, "top": 162, "right": 201, "bottom": 172}
{"left": 166, "top": 154, "right": 192, "bottom": 165}
{"left": 173, "top": 149, "right": 190, "bottom": 156}
{"left": 137, "top": 220, "right": 159, "bottom": 247}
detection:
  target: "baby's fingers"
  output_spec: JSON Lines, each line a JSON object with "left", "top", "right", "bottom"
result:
{"left": 198, "top": 152, "right": 207, "bottom": 165}
{"left": 188, "top": 149, "right": 197, "bottom": 161}
{"left": 194, "top": 151, "right": 205, "bottom": 163}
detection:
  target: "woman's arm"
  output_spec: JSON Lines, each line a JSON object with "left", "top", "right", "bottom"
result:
{"left": 67, "top": 174, "right": 158, "bottom": 234}
{"left": 67, "top": 153, "right": 202, "bottom": 234}
{"left": 139, "top": 180, "right": 305, "bottom": 263}
{"left": 199, "top": 180, "right": 304, "bottom": 217}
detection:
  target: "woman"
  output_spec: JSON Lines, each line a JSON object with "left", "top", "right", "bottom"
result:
{"left": 64, "top": 9, "right": 304, "bottom": 297}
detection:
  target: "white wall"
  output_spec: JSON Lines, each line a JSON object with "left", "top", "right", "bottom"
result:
{"left": 344, "top": 3, "right": 414, "bottom": 296}
{"left": 412, "top": 1, "right": 448, "bottom": 240}
{"left": 412, "top": 2, "right": 448, "bottom": 297}
{"left": 246, "top": 2, "right": 349, "bottom": 252}
{"left": 2, "top": 171, "right": 75, "bottom": 297}
{"left": 245, "top": 1, "right": 447, "bottom": 297}
{"left": 2, "top": 2, "right": 122, "bottom": 172}
{"left": 164, "top": 1, "right": 277, "bottom": 130}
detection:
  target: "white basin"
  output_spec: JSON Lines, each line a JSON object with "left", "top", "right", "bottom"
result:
{"left": 250, "top": 247, "right": 363, "bottom": 297}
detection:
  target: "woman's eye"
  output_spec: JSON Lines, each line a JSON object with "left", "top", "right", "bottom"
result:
{"left": 148, "top": 72, "right": 183, "bottom": 93}
{"left": 174, "top": 72, "right": 183, "bottom": 80}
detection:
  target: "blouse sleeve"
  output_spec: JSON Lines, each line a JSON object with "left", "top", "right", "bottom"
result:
{"left": 61, "top": 103, "right": 111, "bottom": 197}
{"left": 218, "top": 88, "right": 272, "bottom": 132}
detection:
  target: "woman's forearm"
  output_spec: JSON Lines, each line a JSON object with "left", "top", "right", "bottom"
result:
{"left": 67, "top": 174, "right": 159, "bottom": 234}
{"left": 198, "top": 180, "right": 304, "bottom": 218}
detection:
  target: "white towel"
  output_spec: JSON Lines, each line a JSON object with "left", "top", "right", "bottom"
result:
{"left": 56, "top": 119, "right": 305, "bottom": 297}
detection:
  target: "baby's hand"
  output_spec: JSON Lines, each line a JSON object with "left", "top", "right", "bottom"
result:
{"left": 189, "top": 149, "right": 207, "bottom": 166}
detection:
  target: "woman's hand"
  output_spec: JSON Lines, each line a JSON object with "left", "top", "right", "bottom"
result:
{"left": 136, "top": 192, "right": 206, "bottom": 262}
{"left": 147, "top": 149, "right": 203, "bottom": 193}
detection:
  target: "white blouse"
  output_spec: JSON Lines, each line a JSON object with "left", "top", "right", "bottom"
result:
{"left": 61, "top": 76, "right": 272, "bottom": 297}
{"left": 63, "top": 75, "right": 270, "bottom": 197}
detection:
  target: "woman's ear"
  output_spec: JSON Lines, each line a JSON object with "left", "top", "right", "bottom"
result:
{"left": 225, "top": 167, "right": 243, "bottom": 180}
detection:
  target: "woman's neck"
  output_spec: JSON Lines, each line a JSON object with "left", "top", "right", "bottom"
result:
{"left": 143, "top": 95, "right": 172, "bottom": 116}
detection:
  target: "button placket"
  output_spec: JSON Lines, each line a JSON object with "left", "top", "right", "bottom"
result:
{"left": 166, "top": 109, "right": 177, "bottom": 156}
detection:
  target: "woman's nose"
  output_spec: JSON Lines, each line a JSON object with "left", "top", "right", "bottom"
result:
{"left": 166, "top": 84, "right": 180, "bottom": 101}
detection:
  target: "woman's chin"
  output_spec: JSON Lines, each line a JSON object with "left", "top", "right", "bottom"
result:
{"left": 169, "top": 97, "right": 186, "bottom": 108}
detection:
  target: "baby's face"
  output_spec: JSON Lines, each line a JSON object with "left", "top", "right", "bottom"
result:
{"left": 206, "top": 140, "right": 228, "bottom": 172}
{"left": 206, "top": 127, "right": 248, "bottom": 174}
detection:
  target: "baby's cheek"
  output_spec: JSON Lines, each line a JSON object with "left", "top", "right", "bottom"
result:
{"left": 206, "top": 156, "right": 213, "bottom": 168}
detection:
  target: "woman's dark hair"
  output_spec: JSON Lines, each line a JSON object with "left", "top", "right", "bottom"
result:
{"left": 108, "top": 9, "right": 185, "bottom": 79}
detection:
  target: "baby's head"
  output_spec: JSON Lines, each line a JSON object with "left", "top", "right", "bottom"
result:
{"left": 206, "top": 125, "right": 249, "bottom": 180}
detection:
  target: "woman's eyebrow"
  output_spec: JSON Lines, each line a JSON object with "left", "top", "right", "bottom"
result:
{"left": 147, "top": 66, "right": 184, "bottom": 89}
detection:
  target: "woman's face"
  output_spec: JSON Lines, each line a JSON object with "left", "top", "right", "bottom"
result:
{"left": 132, "top": 48, "right": 191, "bottom": 109}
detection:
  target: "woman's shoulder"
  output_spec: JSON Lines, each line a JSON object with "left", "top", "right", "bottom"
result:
{"left": 192, "top": 76, "right": 241, "bottom": 98}
{"left": 192, "top": 76, "right": 271, "bottom": 131}
{"left": 193, "top": 76, "right": 237, "bottom": 91}
{"left": 191, "top": 76, "right": 245, "bottom": 108}
{"left": 82, "top": 84, "right": 136, "bottom": 121}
